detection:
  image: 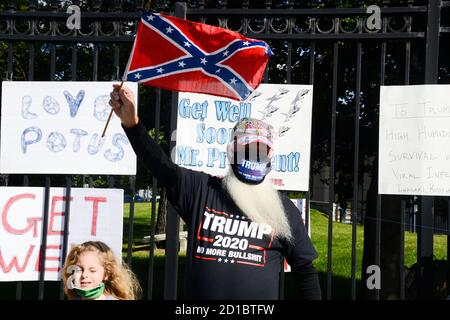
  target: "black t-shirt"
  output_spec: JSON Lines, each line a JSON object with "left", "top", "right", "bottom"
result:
{"left": 124, "top": 121, "right": 321, "bottom": 300}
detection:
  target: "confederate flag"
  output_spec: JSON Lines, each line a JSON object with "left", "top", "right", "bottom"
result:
{"left": 124, "top": 12, "right": 272, "bottom": 101}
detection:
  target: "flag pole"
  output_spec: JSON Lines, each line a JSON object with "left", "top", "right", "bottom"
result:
{"left": 101, "top": 80, "right": 123, "bottom": 138}
{"left": 101, "top": 0, "right": 152, "bottom": 138}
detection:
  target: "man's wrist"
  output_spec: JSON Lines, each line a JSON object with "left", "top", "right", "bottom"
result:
{"left": 122, "top": 116, "right": 139, "bottom": 128}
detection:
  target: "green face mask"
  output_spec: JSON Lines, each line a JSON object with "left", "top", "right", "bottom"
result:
{"left": 74, "top": 283, "right": 105, "bottom": 299}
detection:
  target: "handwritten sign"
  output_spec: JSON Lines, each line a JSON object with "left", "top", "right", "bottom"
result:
{"left": 175, "top": 84, "right": 313, "bottom": 191}
{"left": 0, "top": 187, "right": 123, "bottom": 281}
{"left": 379, "top": 85, "right": 450, "bottom": 196}
{"left": 0, "top": 81, "right": 137, "bottom": 175}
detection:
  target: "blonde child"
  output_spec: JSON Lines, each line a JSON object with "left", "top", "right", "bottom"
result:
{"left": 61, "top": 241, "right": 142, "bottom": 300}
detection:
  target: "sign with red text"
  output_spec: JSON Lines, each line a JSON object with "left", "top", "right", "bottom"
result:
{"left": 379, "top": 85, "right": 450, "bottom": 195}
{"left": 0, "top": 187, "right": 123, "bottom": 281}
{"left": 175, "top": 84, "right": 313, "bottom": 191}
{"left": 0, "top": 81, "right": 137, "bottom": 175}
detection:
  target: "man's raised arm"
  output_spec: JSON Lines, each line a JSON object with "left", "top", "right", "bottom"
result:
{"left": 109, "top": 84, "right": 180, "bottom": 199}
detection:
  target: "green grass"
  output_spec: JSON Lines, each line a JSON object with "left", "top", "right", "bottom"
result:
{"left": 123, "top": 202, "right": 158, "bottom": 249}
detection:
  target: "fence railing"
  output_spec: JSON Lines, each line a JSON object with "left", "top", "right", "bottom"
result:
{"left": 0, "top": 0, "right": 448, "bottom": 300}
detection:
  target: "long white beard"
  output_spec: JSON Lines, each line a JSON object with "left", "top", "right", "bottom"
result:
{"left": 222, "top": 170, "right": 293, "bottom": 242}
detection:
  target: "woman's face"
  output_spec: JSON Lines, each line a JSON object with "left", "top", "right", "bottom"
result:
{"left": 75, "top": 251, "right": 106, "bottom": 290}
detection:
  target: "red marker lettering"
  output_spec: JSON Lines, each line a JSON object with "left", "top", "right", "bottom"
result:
{"left": 84, "top": 197, "right": 107, "bottom": 236}
{"left": 2, "top": 193, "right": 41, "bottom": 237}
{"left": 48, "top": 196, "right": 73, "bottom": 235}
{"left": 0, "top": 245, "right": 35, "bottom": 273}
{"left": 35, "top": 245, "right": 62, "bottom": 272}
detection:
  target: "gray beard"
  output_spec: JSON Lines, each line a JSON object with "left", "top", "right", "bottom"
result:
{"left": 221, "top": 170, "right": 293, "bottom": 242}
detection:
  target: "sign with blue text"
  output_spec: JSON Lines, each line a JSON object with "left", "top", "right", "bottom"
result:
{"left": 379, "top": 85, "right": 450, "bottom": 196}
{"left": 175, "top": 84, "right": 313, "bottom": 191}
{"left": 0, "top": 81, "right": 137, "bottom": 175}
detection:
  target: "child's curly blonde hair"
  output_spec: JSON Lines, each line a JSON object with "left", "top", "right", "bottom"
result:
{"left": 61, "top": 241, "right": 142, "bottom": 300}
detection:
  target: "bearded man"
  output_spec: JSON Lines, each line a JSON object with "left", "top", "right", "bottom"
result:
{"left": 110, "top": 84, "right": 321, "bottom": 300}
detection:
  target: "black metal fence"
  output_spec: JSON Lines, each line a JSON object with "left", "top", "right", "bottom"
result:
{"left": 0, "top": 0, "right": 449, "bottom": 300}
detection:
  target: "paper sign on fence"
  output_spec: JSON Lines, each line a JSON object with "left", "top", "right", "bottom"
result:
{"left": 0, "top": 81, "right": 137, "bottom": 175}
{"left": 0, "top": 187, "right": 123, "bottom": 281}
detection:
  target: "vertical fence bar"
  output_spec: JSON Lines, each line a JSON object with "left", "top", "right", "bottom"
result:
{"left": 303, "top": 37, "right": 316, "bottom": 264}
{"left": 93, "top": 44, "right": 99, "bottom": 81}
{"left": 279, "top": 38, "right": 293, "bottom": 300}
{"left": 15, "top": 8, "right": 37, "bottom": 296}
{"left": 404, "top": 27, "right": 412, "bottom": 86}
{"left": 36, "top": 5, "right": 58, "bottom": 298}
{"left": 447, "top": 200, "right": 450, "bottom": 297}
{"left": 72, "top": 0, "right": 81, "bottom": 71}
{"left": 164, "top": 130, "right": 180, "bottom": 299}
{"left": 50, "top": 44, "right": 56, "bottom": 80}
{"left": 399, "top": 33, "right": 411, "bottom": 300}
{"left": 309, "top": 40, "right": 315, "bottom": 86}
{"left": 71, "top": 43, "right": 77, "bottom": 80}
{"left": 50, "top": 0, "right": 57, "bottom": 81}
{"left": 278, "top": 257, "right": 285, "bottom": 300}
{"left": 107, "top": 176, "right": 115, "bottom": 188}
{"left": 92, "top": 1, "right": 100, "bottom": 81}
{"left": 38, "top": 177, "right": 51, "bottom": 300}
{"left": 400, "top": 199, "right": 406, "bottom": 299}
{"left": 327, "top": 38, "right": 339, "bottom": 300}
{"left": 127, "top": 176, "right": 136, "bottom": 266}
{"left": 0, "top": 174, "right": 9, "bottom": 299}
{"left": 286, "top": 42, "right": 292, "bottom": 84}
{"left": 375, "top": 17, "right": 388, "bottom": 298}
{"left": 425, "top": 0, "right": 441, "bottom": 84}
{"left": 375, "top": 194, "right": 381, "bottom": 299}
{"left": 147, "top": 89, "right": 161, "bottom": 299}
{"left": 28, "top": 0, "right": 37, "bottom": 80}
{"left": 7, "top": 40, "right": 13, "bottom": 80}
{"left": 4, "top": 0, "right": 13, "bottom": 297}
{"left": 305, "top": 40, "right": 315, "bottom": 239}
{"left": 113, "top": 1, "right": 122, "bottom": 80}
{"left": 114, "top": 52, "right": 120, "bottom": 81}
{"left": 350, "top": 40, "right": 362, "bottom": 300}
{"left": 163, "top": 1, "right": 186, "bottom": 300}
{"left": 263, "top": 0, "right": 270, "bottom": 83}
{"left": 305, "top": 37, "right": 316, "bottom": 298}
{"left": 59, "top": 176, "right": 72, "bottom": 299}
{"left": 418, "top": 198, "right": 434, "bottom": 299}
{"left": 28, "top": 45, "right": 35, "bottom": 81}
{"left": 16, "top": 175, "right": 29, "bottom": 299}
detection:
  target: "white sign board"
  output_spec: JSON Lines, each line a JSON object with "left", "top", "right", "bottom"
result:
{"left": 0, "top": 187, "right": 123, "bottom": 281}
{"left": 291, "top": 198, "right": 309, "bottom": 236}
{"left": 379, "top": 85, "right": 450, "bottom": 196}
{"left": 0, "top": 81, "right": 137, "bottom": 175}
{"left": 285, "top": 198, "right": 309, "bottom": 272}
{"left": 175, "top": 84, "right": 313, "bottom": 191}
